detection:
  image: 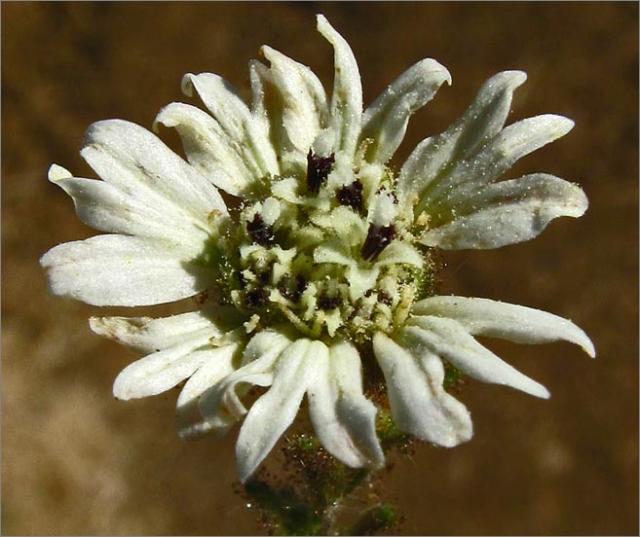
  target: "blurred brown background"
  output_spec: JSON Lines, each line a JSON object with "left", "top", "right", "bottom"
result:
{"left": 2, "top": 2, "right": 638, "bottom": 535}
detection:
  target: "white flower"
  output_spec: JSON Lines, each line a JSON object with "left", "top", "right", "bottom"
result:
{"left": 41, "top": 15, "right": 594, "bottom": 483}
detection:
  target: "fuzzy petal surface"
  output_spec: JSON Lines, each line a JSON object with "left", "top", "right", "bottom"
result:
{"left": 421, "top": 173, "right": 588, "bottom": 249}
{"left": 403, "top": 316, "right": 550, "bottom": 398}
{"left": 317, "top": 15, "right": 362, "bottom": 158}
{"left": 398, "top": 71, "right": 527, "bottom": 209}
{"left": 41, "top": 235, "right": 209, "bottom": 306}
{"left": 428, "top": 114, "right": 574, "bottom": 208}
{"left": 373, "top": 332, "right": 473, "bottom": 446}
{"left": 257, "top": 46, "right": 328, "bottom": 172}
{"left": 235, "top": 339, "right": 317, "bottom": 482}
{"left": 198, "top": 330, "right": 290, "bottom": 425}
{"left": 361, "top": 58, "right": 451, "bottom": 164}
{"left": 176, "top": 343, "right": 240, "bottom": 440}
{"left": 113, "top": 334, "right": 216, "bottom": 400}
{"left": 307, "top": 340, "right": 384, "bottom": 468}
{"left": 47, "top": 164, "right": 207, "bottom": 253}
{"left": 182, "top": 72, "right": 278, "bottom": 177}
{"left": 154, "top": 102, "right": 255, "bottom": 196}
{"left": 81, "top": 119, "right": 227, "bottom": 223}
{"left": 412, "top": 295, "right": 595, "bottom": 356}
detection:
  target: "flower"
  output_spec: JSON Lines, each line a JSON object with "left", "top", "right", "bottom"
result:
{"left": 41, "top": 15, "right": 594, "bottom": 483}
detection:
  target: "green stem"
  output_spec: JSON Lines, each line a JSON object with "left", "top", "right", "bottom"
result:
{"left": 241, "top": 413, "right": 410, "bottom": 536}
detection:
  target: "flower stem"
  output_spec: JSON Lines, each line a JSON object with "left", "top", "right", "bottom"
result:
{"left": 241, "top": 431, "right": 401, "bottom": 535}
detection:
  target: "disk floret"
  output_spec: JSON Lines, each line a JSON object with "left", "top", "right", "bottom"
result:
{"left": 208, "top": 141, "right": 431, "bottom": 342}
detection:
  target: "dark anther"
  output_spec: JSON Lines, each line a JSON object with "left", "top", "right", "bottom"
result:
{"left": 336, "top": 180, "right": 364, "bottom": 211}
{"left": 245, "top": 287, "right": 269, "bottom": 308}
{"left": 317, "top": 293, "right": 342, "bottom": 310}
{"left": 361, "top": 224, "right": 396, "bottom": 262}
{"left": 378, "top": 290, "right": 392, "bottom": 306}
{"left": 246, "top": 213, "right": 275, "bottom": 246}
{"left": 295, "top": 274, "right": 308, "bottom": 295}
{"left": 306, "top": 150, "right": 335, "bottom": 194}
{"left": 258, "top": 271, "right": 271, "bottom": 285}
{"left": 235, "top": 271, "right": 247, "bottom": 289}
{"left": 279, "top": 274, "right": 308, "bottom": 303}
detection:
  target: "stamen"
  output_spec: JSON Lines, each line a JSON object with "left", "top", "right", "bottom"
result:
{"left": 361, "top": 224, "right": 396, "bottom": 261}
{"left": 336, "top": 180, "right": 364, "bottom": 211}
{"left": 317, "top": 293, "right": 342, "bottom": 310}
{"left": 278, "top": 274, "right": 307, "bottom": 303}
{"left": 306, "top": 150, "right": 335, "bottom": 194}
{"left": 246, "top": 213, "right": 275, "bottom": 246}
{"left": 258, "top": 271, "right": 271, "bottom": 285}
{"left": 245, "top": 287, "right": 269, "bottom": 308}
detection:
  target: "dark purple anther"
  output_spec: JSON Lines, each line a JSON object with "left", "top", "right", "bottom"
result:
{"left": 279, "top": 274, "right": 308, "bottom": 303}
{"left": 306, "top": 150, "right": 335, "bottom": 194}
{"left": 317, "top": 293, "right": 342, "bottom": 310}
{"left": 258, "top": 271, "right": 270, "bottom": 285}
{"left": 361, "top": 224, "right": 396, "bottom": 261}
{"left": 336, "top": 180, "right": 364, "bottom": 211}
{"left": 245, "top": 287, "right": 269, "bottom": 308}
{"left": 246, "top": 213, "right": 275, "bottom": 246}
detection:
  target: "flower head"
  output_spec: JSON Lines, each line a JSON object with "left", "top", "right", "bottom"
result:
{"left": 41, "top": 15, "right": 594, "bottom": 482}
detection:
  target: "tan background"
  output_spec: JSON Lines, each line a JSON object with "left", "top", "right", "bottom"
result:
{"left": 2, "top": 2, "right": 638, "bottom": 535}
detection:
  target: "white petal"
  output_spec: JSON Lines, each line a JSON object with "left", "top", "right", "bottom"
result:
{"left": 428, "top": 115, "right": 574, "bottom": 206}
{"left": 403, "top": 316, "right": 550, "bottom": 398}
{"left": 249, "top": 62, "right": 308, "bottom": 175}
{"left": 198, "top": 329, "right": 291, "bottom": 422}
{"left": 258, "top": 46, "right": 328, "bottom": 170}
{"left": 182, "top": 72, "right": 278, "bottom": 177}
{"left": 89, "top": 310, "right": 221, "bottom": 353}
{"left": 177, "top": 343, "right": 240, "bottom": 407}
{"left": 112, "top": 334, "right": 215, "bottom": 400}
{"left": 398, "top": 71, "right": 527, "bottom": 208}
{"left": 317, "top": 15, "right": 362, "bottom": 158}
{"left": 154, "top": 103, "right": 254, "bottom": 196}
{"left": 198, "top": 330, "right": 291, "bottom": 425}
{"left": 471, "top": 115, "right": 574, "bottom": 183}
{"left": 346, "top": 265, "right": 380, "bottom": 302}
{"left": 313, "top": 242, "right": 353, "bottom": 266}
{"left": 235, "top": 339, "right": 315, "bottom": 482}
{"left": 241, "top": 329, "right": 293, "bottom": 367}
{"left": 376, "top": 241, "right": 424, "bottom": 267}
{"left": 177, "top": 405, "right": 235, "bottom": 440}
{"left": 421, "top": 174, "right": 589, "bottom": 249}
{"left": 48, "top": 165, "right": 206, "bottom": 252}
{"left": 182, "top": 73, "right": 250, "bottom": 141}
{"left": 412, "top": 295, "right": 595, "bottom": 357}
{"left": 81, "top": 120, "right": 227, "bottom": 223}
{"left": 40, "top": 235, "right": 208, "bottom": 306}
{"left": 310, "top": 206, "right": 367, "bottom": 246}
{"left": 308, "top": 341, "right": 384, "bottom": 468}
{"left": 373, "top": 332, "right": 472, "bottom": 446}
{"left": 361, "top": 59, "right": 451, "bottom": 164}
{"left": 176, "top": 344, "right": 239, "bottom": 440}
{"left": 249, "top": 59, "right": 269, "bottom": 121}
